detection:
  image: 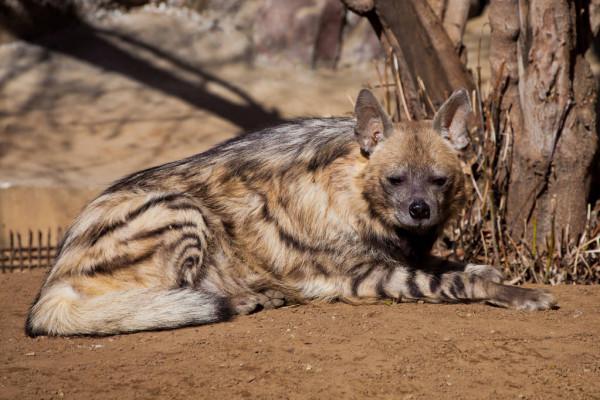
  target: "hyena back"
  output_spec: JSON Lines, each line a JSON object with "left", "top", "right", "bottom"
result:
{"left": 26, "top": 89, "right": 556, "bottom": 336}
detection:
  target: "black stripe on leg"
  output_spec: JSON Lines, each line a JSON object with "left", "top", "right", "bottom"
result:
{"left": 467, "top": 274, "right": 479, "bottom": 298}
{"left": 351, "top": 264, "right": 376, "bottom": 296}
{"left": 407, "top": 270, "right": 423, "bottom": 299}
{"left": 429, "top": 274, "right": 441, "bottom": 294}
{"left": 166, "top": 202, "right": 208, "bottom": 226}
{"left": 452, "top": 275, "right": 466, "bottom": 299}
{"left": 448, "top": 283, "right": 459, "bottom": 299}
{"left": 375, "top": 267, "right": 394, "bottom": 299}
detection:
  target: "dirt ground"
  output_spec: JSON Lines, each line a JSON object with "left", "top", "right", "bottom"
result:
{"left": 2, "top": 5, "right": 600, "bottom": 400}
{"left": 0, "top": 270, "right": 599, "bottom": 400}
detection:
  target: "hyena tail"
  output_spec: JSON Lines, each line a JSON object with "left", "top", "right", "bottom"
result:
{"left": 25, "top": 283, "right": 232, "bottom": 336}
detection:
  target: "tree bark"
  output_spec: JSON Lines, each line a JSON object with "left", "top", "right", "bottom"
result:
{"left": 313, "top": 0, "right": 346, "bottom": 68}
{"left": 443, "top": 0, "right": 471, "bottom": 54}
{"left": 426, "top": 0, "right": 446, "bottom": 20}
{"left": 426, "top": 0, "right": 472, "bottom": 61}
{"left": 490, "top": 0, "right": 598, "bottom": 243}
{"left": 371, "top": 0, "right": 475, "bottom": 118}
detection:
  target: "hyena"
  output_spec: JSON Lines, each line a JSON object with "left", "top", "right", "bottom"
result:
{"left": 26, "top": 88, "right": 556, "bottom": 336}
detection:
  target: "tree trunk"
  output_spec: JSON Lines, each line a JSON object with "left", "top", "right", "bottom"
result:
{"left": 313, "top": 0, "right": 346, "bottom": 68}
{"left": 340, "top": 0, "right": 475, "bottom": 119}
{"left": 426, "top": 0, "right": 473, "bottom": 43}
{"left": 426, "top": 0, "right": 473, "bottom": 61}
{"left": 370, "top": 0, "right": 475, "bottom": 118}
{"left": 490, "top": 0, "right": 598, "bottom": 244}
{"left": 442, "top": 0, "right": 471, "bottom": 54}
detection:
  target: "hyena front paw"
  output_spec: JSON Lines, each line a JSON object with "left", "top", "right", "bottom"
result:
{"left": 487, "top": 283, "right": 558, "bottom": 311}
{"left": 465, "top": 263, "right": 504, "bottom": 283}
{"left": 512, "top": 288, "right": 557, "bottom": 311}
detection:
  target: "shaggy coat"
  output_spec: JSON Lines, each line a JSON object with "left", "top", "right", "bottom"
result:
{"left": 26, "top": 89, "right": 555, "bottom": 336}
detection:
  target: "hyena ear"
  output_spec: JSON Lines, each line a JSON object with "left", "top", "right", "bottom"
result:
{"left": 432, "top": 88, "right": 472, "bottom": 151}
{"left": 354, "top": 89, "right": 393, "bottom": 155}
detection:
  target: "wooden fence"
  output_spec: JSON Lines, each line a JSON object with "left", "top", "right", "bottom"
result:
{"left": 0, "top": 229, "right": 63, "bottom": 272}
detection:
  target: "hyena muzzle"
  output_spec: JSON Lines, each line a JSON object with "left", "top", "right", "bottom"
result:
{"left": 25, "top": 88, "right": 556, "bottom": 336}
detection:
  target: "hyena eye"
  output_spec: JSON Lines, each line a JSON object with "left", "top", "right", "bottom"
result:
{"left": 387, "top": 175, "right": 405, "bottom": 185}
{"left": 431, "top": 176, "right": 448, "bottom": 187}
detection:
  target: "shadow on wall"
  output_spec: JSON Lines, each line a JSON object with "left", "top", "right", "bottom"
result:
{"left": 0, "top": 1, "right": 284, "bottom": 133}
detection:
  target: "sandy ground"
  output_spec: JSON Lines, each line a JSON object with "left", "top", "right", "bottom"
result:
{"left": 0, "top": 7, "right": 384, "bottom": 188}
{"left": 1, "top": 6, "right": 600, "bottom": 400}
{"left": 1, "top": 270, "right": 599, "bottom": 400}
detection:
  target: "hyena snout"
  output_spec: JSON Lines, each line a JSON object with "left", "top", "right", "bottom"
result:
{"left": 408, "top": 199, "right": 430, "bottom": 220}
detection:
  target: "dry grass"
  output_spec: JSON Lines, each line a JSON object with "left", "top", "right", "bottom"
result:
{"left": 447, "top": 99, "right": 600, "bottom": 284}
{"left": 372, "top": 56, "right": 600, "bottom": 285}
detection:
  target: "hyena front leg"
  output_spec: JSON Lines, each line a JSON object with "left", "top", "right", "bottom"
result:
{"left": 347, "top": 260, "right": 556, "bottom": 310}
{"left": 463, "top": 263, "right": 504, "bottom": 283}
{"left": 432, "top": 260, "right": 556, "bottom": 310}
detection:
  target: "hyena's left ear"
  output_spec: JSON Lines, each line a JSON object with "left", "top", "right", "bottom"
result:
{"left": 433, "top": 88, "right": 472, "bottom": 151}
{"left": 354, "top": 89, "right": 393, "bottom": 155}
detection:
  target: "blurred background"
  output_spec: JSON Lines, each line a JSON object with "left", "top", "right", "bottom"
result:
{"left": 0, "top": 0, "right": 598, "bottom": 282}
{"left": 0, "top": 0, "right": 486, "bottom": 240}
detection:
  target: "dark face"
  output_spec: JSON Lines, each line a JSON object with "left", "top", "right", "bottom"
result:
{"left": 381, "top": 161, "right": 455, "bottom": 232}
{"left": 361, "top": 122, "right": 465, "bottom": 234}
{"left": 354, "top": 87, "right": 471, "bottom": 235}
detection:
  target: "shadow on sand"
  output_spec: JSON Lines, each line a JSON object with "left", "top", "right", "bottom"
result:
{"left": 0, "top": 5, "right": 284, "bottom": 133}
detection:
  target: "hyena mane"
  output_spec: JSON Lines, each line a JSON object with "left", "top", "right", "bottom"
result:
{"left": 26, "top": 91, "right": 556, "bottom": 336}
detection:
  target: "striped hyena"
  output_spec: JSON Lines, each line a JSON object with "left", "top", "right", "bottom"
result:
{"left": 26, "top": 88, "right": 556, "bottom": 336}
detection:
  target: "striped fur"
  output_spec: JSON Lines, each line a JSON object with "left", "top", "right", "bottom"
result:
{"left": 26, "top": 90, "right": 556, "bottom": 336}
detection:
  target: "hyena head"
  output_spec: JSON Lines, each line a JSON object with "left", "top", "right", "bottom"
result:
{"left": 355, "top": 88, "right": 472, "bottom": 235}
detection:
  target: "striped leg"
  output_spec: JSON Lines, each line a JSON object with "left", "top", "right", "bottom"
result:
{"left": 346, "top": 260, "right": 556, "bottom": 310}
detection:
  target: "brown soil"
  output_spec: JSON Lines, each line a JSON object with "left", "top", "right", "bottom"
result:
{"left": 2, "top": 6, "right": 600, "bottom": 400}
{"left": 1, "top": 270, "right": 599, "bottom": 400}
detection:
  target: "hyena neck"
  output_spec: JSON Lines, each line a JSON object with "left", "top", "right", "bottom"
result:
{"left": 394, "top": 227, "right": 439, "bottom": 261}
{"left": 365, "top": 226, "right": 439, "bottom": 264}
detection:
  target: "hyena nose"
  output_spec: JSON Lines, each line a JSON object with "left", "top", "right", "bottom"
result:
{"left": 409, "top": 200, "right": 430, "bottom": 220}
